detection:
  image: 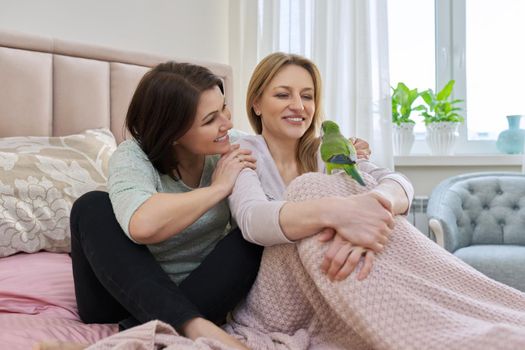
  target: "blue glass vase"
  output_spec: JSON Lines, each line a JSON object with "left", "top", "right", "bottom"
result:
{"left": 496, "top": 115, "right": 525, "bottom": 154}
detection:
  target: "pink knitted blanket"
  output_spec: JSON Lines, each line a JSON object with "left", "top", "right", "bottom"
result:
{"left": 88, "top": 172, "right": 525, "bottom": 350}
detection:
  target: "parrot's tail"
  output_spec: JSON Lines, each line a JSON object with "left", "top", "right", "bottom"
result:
{"left": 346, "top": 166, "right": 366, "bottom": 186}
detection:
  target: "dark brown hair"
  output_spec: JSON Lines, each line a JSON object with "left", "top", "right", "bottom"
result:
{"left": 126, "top": 61, "right": 224, "bottom": 176}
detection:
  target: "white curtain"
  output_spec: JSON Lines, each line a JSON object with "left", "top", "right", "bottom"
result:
{"left": 229, "top": 0, "right": 259, "bottom": 133}
{"left": 252, "top": 0, "right": 394, "bottom": 169}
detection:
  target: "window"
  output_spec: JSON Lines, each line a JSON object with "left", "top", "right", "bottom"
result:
{"left": 388, "top": 0, "right": 435, "bottom": 137}
{"left": 388, "top": 0, "right": 525, "bottom": 154}
{"left": 464, "top": 0, "right": 525, "bottom": 141}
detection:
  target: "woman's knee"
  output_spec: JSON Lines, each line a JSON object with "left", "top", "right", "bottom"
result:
{"left": 70, "top": 191, "right": 113, "bottom": 238}
{"left": 71, "top": 191, "right": 112, "bottom": 221}
{"left": 72, "top": 190, "right": 111, "bottom": 213}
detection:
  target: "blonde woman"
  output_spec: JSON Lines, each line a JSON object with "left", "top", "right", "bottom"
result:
{"left": 230, "top": 53, "right": 412, "bottom": 280}
{"left": 228, "top": 52, "right": 525, "bottom": 348}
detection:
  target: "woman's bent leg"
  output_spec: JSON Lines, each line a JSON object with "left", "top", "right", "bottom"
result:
{"left": 180, "top": 228, "right": 263, "bottom": 324}
{"left": 70, "top": 191, "right": 201, "bottom": 328}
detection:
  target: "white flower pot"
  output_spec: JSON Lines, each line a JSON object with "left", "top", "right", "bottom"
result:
{"left": 425, "top": 122, "right": 460, "bottom": 155}
{"left": 392, "top": 123, "right": 415, "bottom": 156}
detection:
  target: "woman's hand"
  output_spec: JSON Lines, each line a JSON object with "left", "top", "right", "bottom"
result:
{"left": 182, "top": 317, "right": 249, "bottom": 350}
{"left": 351, "top": 137, "right": 371, "bottom": 160}
{"left": 323, "top": 192, "right": 395, "bottom": 252}
{"left": 319, "top": 232, "right": 375, "bottom": 281}
{"left": 211, "top": 144, "right": 256, "bottom": 195}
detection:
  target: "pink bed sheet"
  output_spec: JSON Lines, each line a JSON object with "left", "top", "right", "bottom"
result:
{"left": 0, "top": 314, "right": 117, "bottom": 349}
{"left": 0, "top": 252, "right": 117, "bottom": 349}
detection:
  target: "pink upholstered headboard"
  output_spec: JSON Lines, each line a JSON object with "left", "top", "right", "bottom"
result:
{"left": 0, "top": 30, "right": 233, "bottom": 143}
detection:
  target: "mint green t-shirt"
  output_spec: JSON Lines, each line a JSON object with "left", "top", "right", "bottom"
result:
{"left": 107, "top": 140, "right": 230, "bottom": 284}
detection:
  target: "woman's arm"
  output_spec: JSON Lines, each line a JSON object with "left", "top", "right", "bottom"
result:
{"left": 110, "top": 142, "right": 255, "bottom": 245}
{"left": 230, "top": 168, "right": 394, "bottom": 251}
{"left": 230, "top": 138, "right": 411, "bottom": 250}
{"left": 129, "top": 188, "right": 229, "bottom": 244}
{"left": 279, "top": 194, "right": 394, "bottom": 252}
{"left": 370, "top": 178, "right": 410, "bottom": 215}
{"left": 358, "top": 160, "right": 414, "bottom": 214}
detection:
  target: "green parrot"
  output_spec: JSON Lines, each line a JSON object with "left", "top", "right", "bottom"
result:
{"left": 320, "top": 120, "right": 366, "bottom": 186}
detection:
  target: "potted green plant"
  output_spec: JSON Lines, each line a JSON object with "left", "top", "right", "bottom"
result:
{"left": 419, "top": 80, "right": 464, "bottom": 155}
{"left": 391, "top": 82, "right": 424, "bottom": 155}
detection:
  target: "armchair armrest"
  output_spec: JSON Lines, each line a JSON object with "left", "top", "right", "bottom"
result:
{"left": 426, "top": 196, "right": 464, "bottom": 252}
{"left": 428, "top": 218, "right": 445, "bottom": 248}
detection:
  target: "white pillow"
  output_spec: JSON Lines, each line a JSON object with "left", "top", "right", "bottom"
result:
{"left": 0, "top": 128, "right": 116, "bottom": 257}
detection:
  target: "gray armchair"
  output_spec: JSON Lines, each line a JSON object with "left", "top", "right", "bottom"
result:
{"left": 427, "top": 172, "right": 525, "bottom": 292}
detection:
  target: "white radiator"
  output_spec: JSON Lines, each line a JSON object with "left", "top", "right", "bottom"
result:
{"left": 406, "top": 196, "right": 433, "bottom": 239}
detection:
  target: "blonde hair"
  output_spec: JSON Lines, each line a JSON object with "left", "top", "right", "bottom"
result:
{"left": 246, "top": 52, "right": 323, "bottom": 174}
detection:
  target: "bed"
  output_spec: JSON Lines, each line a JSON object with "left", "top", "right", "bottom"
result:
{"left": 0, "top": 29, "right": 234, "bottom": 349}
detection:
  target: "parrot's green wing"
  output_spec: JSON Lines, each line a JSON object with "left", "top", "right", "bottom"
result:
{"left": 320, "top": 133, "right": 351, "bottom": 161}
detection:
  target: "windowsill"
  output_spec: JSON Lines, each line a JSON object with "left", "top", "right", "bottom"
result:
{"left": 394, "top": 154, "right": 523, "bottom": 167}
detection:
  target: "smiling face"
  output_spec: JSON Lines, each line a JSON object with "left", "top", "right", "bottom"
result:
{"left": 253, "top": 64, "right": 316, "bottom": 142}
{"left": 176, "top": 85, "right": 233, "bottom": 156}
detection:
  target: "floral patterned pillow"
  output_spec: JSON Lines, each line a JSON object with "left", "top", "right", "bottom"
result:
{"left": 0, "top": 129, "right": 117, "bottom": 257}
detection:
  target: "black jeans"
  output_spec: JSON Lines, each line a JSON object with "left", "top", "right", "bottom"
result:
{"left": 70, "top": 191, "right": 263, "bottom": 330}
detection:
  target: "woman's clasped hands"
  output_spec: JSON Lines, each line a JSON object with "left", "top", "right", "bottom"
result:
{"left": 318, "top": 191, "right": 395, "bottom": 282}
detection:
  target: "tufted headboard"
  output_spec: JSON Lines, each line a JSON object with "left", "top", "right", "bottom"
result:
{"left": 0, "top": 30, "right": 233, "bottom": 143}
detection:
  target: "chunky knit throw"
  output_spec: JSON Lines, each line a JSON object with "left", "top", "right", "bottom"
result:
{"left": 88, "top": 172, "right": 525, "bottom": 350}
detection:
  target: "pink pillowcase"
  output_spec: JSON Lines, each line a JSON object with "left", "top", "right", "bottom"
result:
{"left": 0, "top": 252, "right": 118, "bottom": 349}
{"left": 0, "top": 251, "right": 79, "bottom": 319}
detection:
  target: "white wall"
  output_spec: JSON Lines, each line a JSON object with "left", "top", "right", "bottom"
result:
{"left": 0, "top": 0, "right": 229, "bottom": 64}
